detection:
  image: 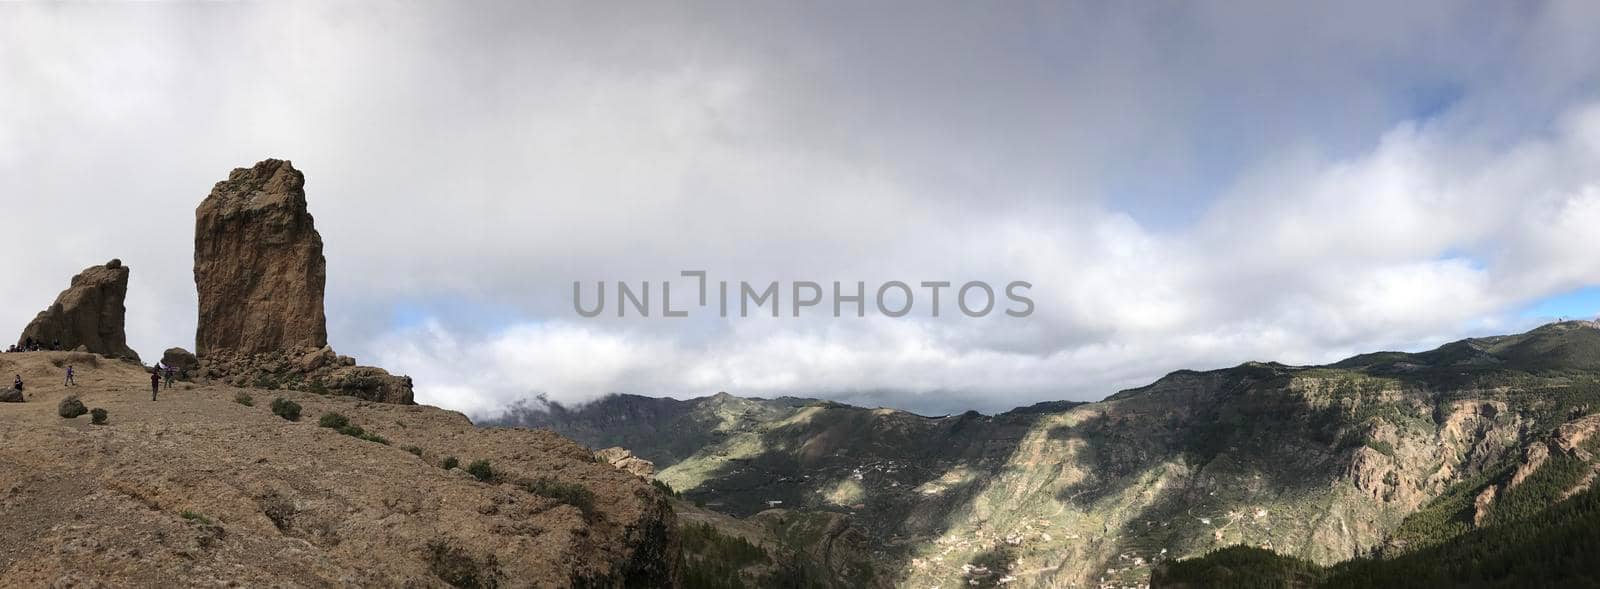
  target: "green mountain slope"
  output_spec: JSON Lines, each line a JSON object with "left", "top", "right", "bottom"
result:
{"left": 490, "top": 321, "right": 1600, "bottom": 588}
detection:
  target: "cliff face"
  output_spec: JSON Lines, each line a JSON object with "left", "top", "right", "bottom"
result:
{"left": 17, "top": 259, "right": 139, "bottom": 361}
{"left": 193, "top": 159, "right": 328, "bottom": 357}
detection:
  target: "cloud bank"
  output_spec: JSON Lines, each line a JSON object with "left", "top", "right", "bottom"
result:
{"left": 3, "top": 2, "right": 1600, "bottom": 416}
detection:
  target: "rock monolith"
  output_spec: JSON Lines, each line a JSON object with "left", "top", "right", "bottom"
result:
{"left": 193, "top": 159, "right": 328, "bottom": 357}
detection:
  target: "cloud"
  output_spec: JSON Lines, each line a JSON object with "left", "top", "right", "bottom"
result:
{"left": 2, "top": 2, "right": 1599, "bottom": 415}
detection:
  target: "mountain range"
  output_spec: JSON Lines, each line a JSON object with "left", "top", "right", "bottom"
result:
{"left": 490, "top": 320, "right": 1600, "bottom": 588}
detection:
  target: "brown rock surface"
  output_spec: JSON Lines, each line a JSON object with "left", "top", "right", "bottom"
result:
{"left": 0, "top": 351, "right": 679, "bottom": 587}
{"left": 193, "top": 159, "right": 327, "bottom": 357}
{"left": 191, "top": 159, "right": 414, "bottom": 404}
{"left": 17, "top": 260, "right": 140, "bottom": 361}
{"left": 597, "top": 447, "right": 656, "bottom": 479}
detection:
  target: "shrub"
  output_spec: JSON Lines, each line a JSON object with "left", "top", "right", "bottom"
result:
{"left": 57, "top": 395, "right": 87, "bottom": 418}
{"left": 253, "top": 373, "right": 280, "bottom": 390}
{"left": 427, "top": 539, "right": 502, "bottom": 588}
{"left": 652, "top": 479, "right": 680, "bottom": 497}
{"left": 318, "top": 413, "right": 392, "bottom": 445}
{"left": 234, "top": 391, "right": 254, "bottom": 406}
{"left": 319, "top": 412, "right": 350, "bottom": 429}
{"left": 90, "top": 407, "right": 108, "bottom": 425}
{"left": 466, "top": 460, "right": 494, "bottom": 482}
{"left": 403, "top": 445, "right": 424, "bottom": 457}
{"left": 181, "top": 511, "right": 212, "bottom": 525}
{"left": 270, "top": 397, "right": 301, "bottom": 421}
{"left": 261, "top": 493, "right": 295, "bottom": 531}
{"left": 518, "top": 477, "right": 596, "bottom": 517}
{"left": 442, "top": 456, "right": 460, "bottom": 470}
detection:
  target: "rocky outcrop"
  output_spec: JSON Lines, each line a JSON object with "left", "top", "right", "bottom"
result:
{"left": 17, "top": 260, "right": 139, "bottom": 361}
{"left": 194, "top": 159, "right": 327, "bottom": 357}
{"left": 192, "top": 159, "right": 414, "bottom": 404}
{"left": 597, "top": 447, "right": 656, "bottom": 479}
{"left": 161, "top": 348, "right": 200, "bottom": 379}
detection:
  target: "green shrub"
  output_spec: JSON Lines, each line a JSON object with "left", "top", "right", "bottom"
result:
{"left": 58, "top": 395, "right": 87, "bottom": 418}
{"left": 652, "top": 479, "right": 681, "bottom": 497}
{"left": 426, "top": 539, "right": 502, "bottom": 588}
{"left": 254, "top": 373, "right": 280, "bottom": 390}
{"left": 403, "top": 445, "right": 424, "bottom": 457}
{"left": 518, "top": 477, "right": 596, "bottom": 517}
{"left": 90, "top": 407, "right": 108, "bottom": 425}
{"left": 181, "top": 511, "right": 212, "bottom": 525}
{"left": 317, "top": 413, "right": 391, "bottom": 444}
{"left": 319, "top": 412, "right": 350, "bottom": 429}
{"left": 442, "top": 456, "right": 460, "bottom": 470}
{"left": 270, "top": 397, "right": 301, "bottom": 421}
{"left": 234, "top": 391, "right": 254, "bottom": 406}
{"left": 466, "top": 460, "right": 494, "bottom": 482}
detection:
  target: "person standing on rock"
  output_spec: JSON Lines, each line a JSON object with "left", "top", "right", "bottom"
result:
{"left": 12, "top": 375, "right": 22, "bottom": 395}
{"left": 64, "top": 365, "right": 75, "bottom": 387}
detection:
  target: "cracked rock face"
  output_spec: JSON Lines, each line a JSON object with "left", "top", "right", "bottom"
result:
{"left": 18, "top": 259, "right": 140, "bottom": 361}
{"left": 193, "top": 159, "right": 328, "bottom": 358}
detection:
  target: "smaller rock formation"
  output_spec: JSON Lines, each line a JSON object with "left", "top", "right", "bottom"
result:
{"left": 161, "top": 348, "right": 200, "bottom": 379}
{"left": 596, "top": 447, "right": 656, "bottom": 479}
{"left": 0, "top": 388, "right": 21, "bottom": 403}
{"left": 18, "top": 260, "right": 139, "bottom": 361}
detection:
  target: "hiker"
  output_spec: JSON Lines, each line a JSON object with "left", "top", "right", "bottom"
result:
{"left": 164, "top": 365, "right": 175, "bottom": 387}
{"left": 64, "top": 365, "right": 75, "bottom": 386}
{"left": 150, "top": 369, "right": 160, "bottom": 401}
{"left": 12, "top": 375, "right": 21, "bottom": 394}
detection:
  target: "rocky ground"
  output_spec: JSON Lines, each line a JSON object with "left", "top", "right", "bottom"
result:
{"left": 0, "top": 351, "right": 677, "bottom": 588}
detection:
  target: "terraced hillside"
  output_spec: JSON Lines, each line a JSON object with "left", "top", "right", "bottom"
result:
{"left": 493, "top": 321, "right": 1600, "bottom": 588}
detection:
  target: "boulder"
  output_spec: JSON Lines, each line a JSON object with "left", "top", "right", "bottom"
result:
{"left": 0, "top": 388, "right": 21, "bottom": 403}
{"left": 294, "top": 345, "right": 338, "bottom": 373}
{"left": 17, "top": 260, "right": 140, "bottom": 361}
{"left": 161, "top": 348, "right": 200, "bottom": 379}
{"left": 193, "top": 159, "right": 328, "bottom": 357}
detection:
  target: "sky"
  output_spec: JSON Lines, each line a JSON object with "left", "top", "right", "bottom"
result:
{"left": 4, "top": 1, "right": 1600, "bottom": 417}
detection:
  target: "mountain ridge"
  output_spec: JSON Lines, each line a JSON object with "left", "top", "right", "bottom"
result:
{"left": 489, "top": 320, "right": 1600, "bottom": 588}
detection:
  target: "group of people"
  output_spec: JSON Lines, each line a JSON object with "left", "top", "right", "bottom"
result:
{"left": 5, "top": 362, "right": 181, "bottom": 402}
{"left": 6, "top": 337, "right": 61, "bottom": 353}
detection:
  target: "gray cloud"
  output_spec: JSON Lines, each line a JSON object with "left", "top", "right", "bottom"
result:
{"left": 3, "top": 2, "right": 1599, "bottom": 416}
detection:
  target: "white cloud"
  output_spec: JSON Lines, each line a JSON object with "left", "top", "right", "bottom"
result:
{"left": 2, "top": 2, "right": 1599, "bottom": 415}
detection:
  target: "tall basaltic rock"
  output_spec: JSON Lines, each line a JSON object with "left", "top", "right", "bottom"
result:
{"left": 193, "top": 159, "right": 414, "bottom": 404}
{"left": 18, "top": 259, "right": 140, "bottom": 361}
{"left": 194, "top": 159, "right": 328, "bottom": 356}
